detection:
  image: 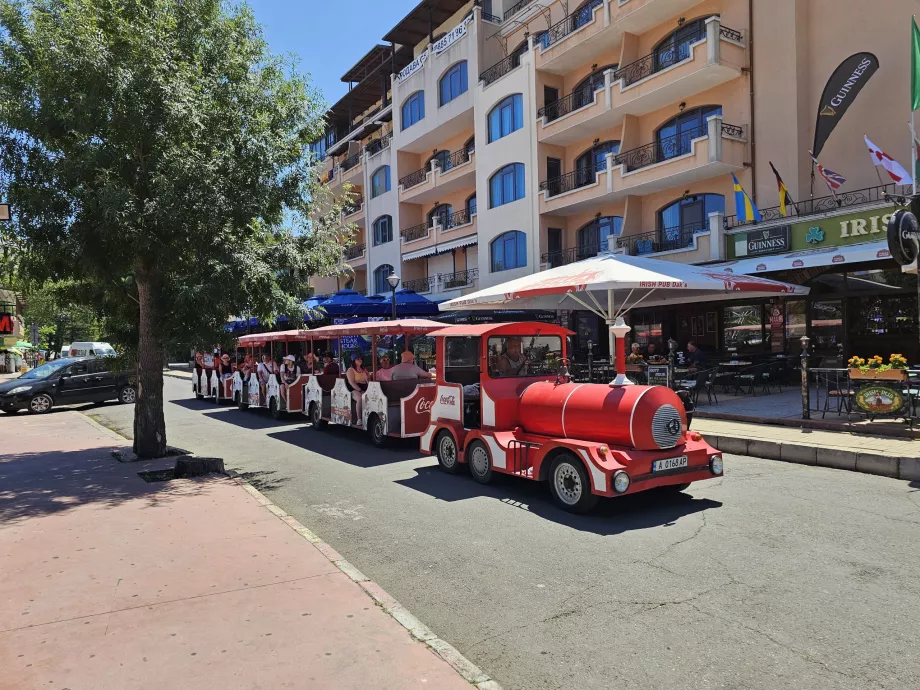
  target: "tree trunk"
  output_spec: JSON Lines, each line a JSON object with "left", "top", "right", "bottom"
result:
{"left": 134, "top": 265, "right": 167, "bottom": 458}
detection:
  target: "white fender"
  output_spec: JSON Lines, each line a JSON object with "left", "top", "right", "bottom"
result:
{"left": 363, "top": 382, "right": 387, "bottom": 431}
{"left": 231, "top": 372, "right": 243, "bottom": 400}
{"left": 304, "top": 376, "right": 323, "bottom": 416}
{"left": 267, "top": 376, "right": 281, "bottom": 410}
{"left": 330, "top": 378, "right": 352, "bottom": 426}
{"left": 247, "top": 375, "right": 261, "bottom": 407}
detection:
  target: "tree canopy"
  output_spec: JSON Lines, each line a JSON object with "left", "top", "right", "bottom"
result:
{"left": 0, "top": 0, "right": 352, "bottom": 455}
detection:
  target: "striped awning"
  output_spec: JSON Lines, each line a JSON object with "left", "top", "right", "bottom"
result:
{"left": 403, "top": 234, "right": 477, "bottom": 261}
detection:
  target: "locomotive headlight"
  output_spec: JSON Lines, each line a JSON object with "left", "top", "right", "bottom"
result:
{"left": 709, "top": 455, "right": 724, "bottom": 475}
{"left": 612, "top": 470, "right": 630, "bottom": 494}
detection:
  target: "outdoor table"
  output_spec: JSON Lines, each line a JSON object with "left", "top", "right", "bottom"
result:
{"left": 719, "top": 361, "right": 752, "bottom": 367}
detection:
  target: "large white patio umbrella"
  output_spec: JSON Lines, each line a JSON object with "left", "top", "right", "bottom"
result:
{"left": 439, "top": 253, "right": 809, "bottom": 383}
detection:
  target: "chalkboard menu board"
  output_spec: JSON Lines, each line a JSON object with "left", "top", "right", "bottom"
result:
{"left": 647, "top": 365, "right": 670, "bottom": 387}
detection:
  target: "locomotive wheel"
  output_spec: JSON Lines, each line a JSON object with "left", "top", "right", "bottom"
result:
{"left": 269, "top": 397, "right": 283, "bottom": 420}
{"left": 435, "top": 430, "right": 460, "bottom": 474}
{"left": 549, "top": 454, "right": 599, "bottom": 514}
{"left": 467, "top": 440, "right": 493, "bottom": 484}
{"left": 212, "top": 387, "right": 220, "bottom": 404}
{"left": 368, "top": 413, "right": 387, "bottom": 447}
{"left": 310, "top": 402, "right": 327, "bottom": 429}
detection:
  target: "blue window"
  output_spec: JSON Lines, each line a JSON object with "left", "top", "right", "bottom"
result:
{"left": 373, "top": 215, "right": 393, "bottom": 245}
{"left": 572, "top": 0, "right": 603, "bottom": 31}
{"left": 439, "top": 62, "right": 468, "bottom": 106}
{"left": 466, "top": 193, "right": 477, "bottom": 216}
{"left": 374, "top": 264, "right": 394, "bottom": 294}
{"left": 577, "top": 216, "right": 623, "bottom": 258}
{"left": 371, "top": 166, "right": 391, "bottom": 198}
{"left": 656, "top": 105, "right": 721, "bottom": 160}
{"left": 489, "top": 163, "right": 525, "bottom": 208}
{"left": 488, "top": 94, "right": 523, "bottom": 143}
{"left": 656, "top": 194, "right": 724, "bottom": 251}
{"left": 491, "top": 231, "right": 527, "bottom": 272}
{"left": 654, "top": 17, "right": 711, "bottom": 72}
{"left": 534, "top": 31, "right": 550, "bottom": 50}
{"left": 401, "top": 91, "right": 425, "bottom": 130}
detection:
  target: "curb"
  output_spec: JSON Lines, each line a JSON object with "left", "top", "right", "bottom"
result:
{"left": 163, "top": 370, "right": 193, "bottom": 381}
{"left": 705, "top": 434, "right": 920, "bottom": 481}
{"left": 696, "top": 410, "right": 920, "bottom": 440}
{"left": 226, "top": 470, "right": 503, "bottom": 690}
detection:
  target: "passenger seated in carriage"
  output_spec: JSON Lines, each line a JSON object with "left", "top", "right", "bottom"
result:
{"left": 345, "top": 354, "right": 370, "bottom": 424}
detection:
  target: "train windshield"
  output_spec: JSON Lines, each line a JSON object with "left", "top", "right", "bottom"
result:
{"left": 487, "top": 335, "right": 563, "bottom": 378}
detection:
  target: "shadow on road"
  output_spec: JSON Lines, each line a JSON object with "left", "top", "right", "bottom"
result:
{"left": 396, "top": 466, "right": 722, "bottom": 536}
{"left": 170, "top": 397, "right": 225, "bottom": 412}
{"left": 198, "top": 407, "right": 306, "bottom": 431}
{"left": 267, "top": 425, "right": 429, "bottom": 467}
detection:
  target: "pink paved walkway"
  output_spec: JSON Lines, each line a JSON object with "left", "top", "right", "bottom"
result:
{"left": 0, "top": 412, "right": 473, "bottom": 690}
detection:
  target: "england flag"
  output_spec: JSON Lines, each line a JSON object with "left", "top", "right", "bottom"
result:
{"left": 864, "top": 135, "right": 913, "bottom": 185}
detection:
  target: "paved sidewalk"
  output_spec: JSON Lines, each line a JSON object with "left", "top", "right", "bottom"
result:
{"left": 0, "top": 412, "right": 479, "bottom": 690}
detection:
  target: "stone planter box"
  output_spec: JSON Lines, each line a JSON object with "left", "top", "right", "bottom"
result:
{"left": 848, "top": 368, "right": 908, "bottom": 381}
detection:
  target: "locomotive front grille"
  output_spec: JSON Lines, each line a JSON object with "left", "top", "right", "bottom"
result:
{"left": 650, "top": 404, "right": 682, "bottom": 449}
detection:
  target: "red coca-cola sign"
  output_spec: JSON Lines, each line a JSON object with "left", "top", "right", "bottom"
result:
{"left": 402, "top": 385, "right": 437, "bottom": 436}
{"left": 415, "top": 397, "right": 434, "bottom": 414}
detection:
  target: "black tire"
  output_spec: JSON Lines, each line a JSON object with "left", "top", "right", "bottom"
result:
{"left": 466, "top": 439, "right": 493, "bottom": 484}
{"left": 118, "top": 385, "right": 137, "bottom": 404}
{"left": 269, "top": 397, "right": 282, "bottom": 420}
{"left": 548, "top": 453, "right": 599, "bottom": 514}
{"left": 28, "top": 392, "right": 54, "bottom": 414}
{"left": 367, "top": 413, "right": 387, "bottom": 447}
{"left": 658, "top": 482, "right": 691, "bottom": 493}
{"left": 309, "top": 402, "right": 327, "bottom": 429}
{"left": 195, "top": 391, "right": 204, "bottom": 400}
{"left": 435, "top": 430, "right": 460, "bottom": 474}
{"left": 237, "top": 391, "right": 249, "bottom": 410}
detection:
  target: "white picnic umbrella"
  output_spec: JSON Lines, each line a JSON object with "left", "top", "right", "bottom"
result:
{"left": 439, "top": 253, "right": 809, "bottom": 372}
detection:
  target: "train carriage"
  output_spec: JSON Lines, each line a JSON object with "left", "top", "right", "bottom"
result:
{"left": 234, "top": 330, "right": 315, "bottom": 418}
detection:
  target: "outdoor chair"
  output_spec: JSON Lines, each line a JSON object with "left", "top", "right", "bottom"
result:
{"left": 733, "top": 363, "right": 769, "bottom": 396}
{"left": 703, "top": 367, "right": 719, "bottom": 405}
{"left": 822, "top": 370, "right": 854, "bottom": 419}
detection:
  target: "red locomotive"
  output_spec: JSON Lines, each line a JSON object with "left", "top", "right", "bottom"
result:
{"left": 420, "top": 322, "right": 723, "bottom": 513}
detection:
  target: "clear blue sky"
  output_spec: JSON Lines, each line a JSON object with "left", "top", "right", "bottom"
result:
{"left": 247, "top": 0, "right": 421, "bottom": 109}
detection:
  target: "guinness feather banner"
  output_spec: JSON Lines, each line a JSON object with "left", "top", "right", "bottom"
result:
{"left": 812, "top": 52, "right": 879, "bottom": 158}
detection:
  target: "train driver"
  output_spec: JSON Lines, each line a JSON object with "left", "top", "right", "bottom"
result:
{"left": 495, "top": 336, "right": 528, "bottom": 377}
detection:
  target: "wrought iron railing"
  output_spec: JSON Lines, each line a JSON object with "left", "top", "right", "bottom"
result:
{"left": 442, "top": 208, "right": 472, "bottom": 229}
{"left": 439, "top": 268, "right": 479, "bottom": 289}
{"left": 503, "top": 0, "right": 534, "bottom": 20}
{"left": 438, "top": 147, "right": 471, "bottom": 172}
{"left": 614, "top": 124, "right": 705, "bottom": 172}
{"left": 723, "top": 183, "right": 911, "bottom": 229}
{"left": 721, "top": 122, "right": 743, "bottom": 138}
{"left": 399, "top": 167, "right": 428, "bottom": 190}
{"left": 480, "top": 49, "right": 525, "bottom": 86}
{"left": 537, "top": 84, "right": 597, "bottom": 122}
{"left": 403, "top": 276, "right": 435, "bottom": 293}
{"left": 344, "top": 243, "right": 366, "bottom": 260}
{"left": 341, "top": 152, "right": 361, "bottom": 172}
{"left": 720, "top": 25, "right": 742, "bottom": 42}
{"left": 481, "top": 11, "right": 501, "bottom": 23}
{"left": 539, "top": 165, "right": 599, "bottom": 197}
{"left": 542, "top": 0, "right": 603, "bottom": 48}
{"left": 541, "top": 244, "right": 607, "bottom": 267}
{"left": 653, "top": 223, "right": 707, "bottom": 253}
{"left": 401, "top": 223, "right": 430, "bottom": 242}
{"left": 364, "top": 132, "right": 391, "bottom": 157}
{"left": 614, "top": 24, "right": 706, "bottom": 87}
{"left": 342, "top": 201, "right": 363, "bottom": 217}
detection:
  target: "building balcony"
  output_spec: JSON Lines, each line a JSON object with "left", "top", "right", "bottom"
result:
{"left": 340, "top": 151, "right": 364, "bottom": 182}
{"left": 399, "top": 207, "right": 477, "bottom": 251}
{"left": 398, "top": 149, "right": 475, "bottom": 204}
{"left": 342, "top": 201, "right": 365, "bottom": 225}
{"left": 538, "top": 116, "right": 745, "bottom": 216}
{"left": 402, "top": 276, "right": 436, "bottom": 294}
{"left": 537, "top": 17, "right": 744, "bottom": 145}
{"left": 536, "top": 0, "right": 714, "bottom": 74}
{"left": 400, "top": 269, "right": 479, "bottom": 298}
{"left": 401, "top": 222, "right": 432, "bottom": 245}
{"left": 344, "top": 243, "right": 367, "bottom": 268}
{"left": 364, "top": 132, "right": 392, "bottom": 160}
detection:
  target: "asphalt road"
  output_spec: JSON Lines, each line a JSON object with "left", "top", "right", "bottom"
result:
{"left": 86, "top": 376, "right": 920, "bottom": 690}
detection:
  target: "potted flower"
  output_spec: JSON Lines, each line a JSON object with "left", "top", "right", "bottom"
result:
{"left": 848, "top": 354, "right": 909, "bottom": 381}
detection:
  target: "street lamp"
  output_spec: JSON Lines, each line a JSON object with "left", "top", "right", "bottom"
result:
{"left": 387, "top": 273, "right": 401, "bottom": 321}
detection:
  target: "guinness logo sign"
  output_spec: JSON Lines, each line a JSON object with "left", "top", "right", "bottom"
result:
{"left": 820, "top": 105, "right": 836, "bottom": 117}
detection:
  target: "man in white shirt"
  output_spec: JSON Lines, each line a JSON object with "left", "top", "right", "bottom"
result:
{"left": 389, "top": 350, "right": 433, "bottom": 381}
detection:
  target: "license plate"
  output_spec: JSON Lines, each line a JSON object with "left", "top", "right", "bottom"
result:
{"left": 652, "top": 455, "right": 688, "bottom": 472}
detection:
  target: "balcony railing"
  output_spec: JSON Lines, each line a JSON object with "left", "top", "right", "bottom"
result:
{"left": 341, "top": 152, "right": 361, "bottom": 172}
{"left": 439, "top": 268, "right": 479, "bottom": 290}
{"left": 480, "top": 49, "right": 525, "bottom": 86}
{"left": 399, "top": 167, "right": 428, "bottom": 190}
{"left": 403, "top": 276, "right": 435, "bottom": 293}
{"left": 724, "top": 183, "right": 911, "bottom": 229}
{"left": 615, "top": 124, "right": 711, "bottom": 172}
{"left": 614, "top": 24, "right": 707, "bottom": 87}
{"left": 541, "top": 245, "right": 607, "bottom": 268}
{"left": 364, "top": 132, "right": 392, "bottom": 157}
{"left": 503, "top": 0, "right": 534, "bottom": 20}
{"left": 541, "top": 225, "right": 707, "bottom": 267}
{"left": 439, "top": 147, "right": 471, "bottom": 172}
{"left": 539, "top": 165, "right": 599, "bottom": 197}
{"left": 342, "top": 201, "right": 363, "bottom": 217}
{"left": 720, "top": 25, "right": 742, "bottom": 42}
{"left": 344, "top": 243, "right": 366, "bottom": 260}
{"left": 537, "top": 84, "right": 597, "bottom": 122}
{"left": 481, "top": 11, "right": 501, "bottom": 23}
{"left": 542, "top": 0, "right": 602, "bottom": 48}
{"left": 443, "top": 208, "right": 472, "bottom": 229}
{"left": 401, "top": 222, "right": 430, "bottom": 242}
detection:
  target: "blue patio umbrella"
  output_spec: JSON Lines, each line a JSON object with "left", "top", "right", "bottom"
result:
{"left": 381, "top": 289, "right": 440, "bottom": 317}
{"left": 318, "top": 289, "right": 388, "bottom": 317}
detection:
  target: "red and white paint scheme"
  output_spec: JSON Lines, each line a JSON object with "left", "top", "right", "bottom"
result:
{"left": 233, "top": 330, "right": 312, "bottom": 419}
{"left": 192, "top": 350, "right": 235, "bottom": 403}
{"left": 421, "top": 322, "right": 723, "bottom": 513}
{"left": 302, "top": 319, "right": 441, "bottom": 446}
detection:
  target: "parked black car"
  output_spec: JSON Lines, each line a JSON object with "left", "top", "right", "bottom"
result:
{"left": 0, "top": 357, "right": 137, "bottom": 414}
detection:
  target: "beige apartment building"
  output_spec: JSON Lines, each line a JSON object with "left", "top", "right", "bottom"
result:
{"left": 311, "top": 0, "right": 920, "bottom": 362}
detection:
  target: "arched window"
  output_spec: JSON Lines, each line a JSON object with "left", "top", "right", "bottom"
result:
{"left": 491, "top": 231, "right": 527, "bottom": 272}
{"left": 488, "top": 94, "right": 523, "bottom": 143}
{"left": 571, "top": 63, "right": 618, "bottom": 108}
{"left": 465, "top": 135, "right": 475, "bottom": 157}
{"left": 374, "top": 264, "right": 395, "bottom": 294}
{"left": 466, "top": 193, "right": 477, "bottom": 217}
{"left": 575, "top": 140, "right": 620, "bottom": 176}
{"left": 371, "top": 166, "right": 391, "bottom": 197}
{"left": 656, "top": 105, "right": 721, "bottom": 160}
{"left": 427, "top": 204, "right": 452, "bottom": 228}
{"left": 401, "top": 91, "right": 425, "bottom": 130}
{"left": 572, "top": 0, "right": 603, "bottom": 30}
{"left": 373, "top": 215, "right": 393, "bottom": 245}
{"left": 654, "top": 17, "right": 712, "bottom": 72}
{"left": 489, "top": 163, "right": 525, "bottom": 208}
{"left": 534, "top": 30, "right": 550, "bottom": 51}
{"left": 439, "top": 61, "right": 468, "bottom": 106}
{"left": 656, "top": 194, "right": 724, "bottom": 252}
{"left": 429, "top": 149, "right": 451, "bottom": 173}
{"left": 576, "top": 216, "right": 623, "bottom": 259}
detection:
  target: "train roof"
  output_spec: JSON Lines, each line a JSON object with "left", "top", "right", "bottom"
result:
{"left": 303, "top": 319, "right": 445, "bottom": 338}
{"left": 427, "top": 322, "right": 574, "bottom": 338}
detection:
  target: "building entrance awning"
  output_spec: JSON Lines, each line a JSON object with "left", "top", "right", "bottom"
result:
{"left": 712, "top": 240, "right": 892, "bottom": 275}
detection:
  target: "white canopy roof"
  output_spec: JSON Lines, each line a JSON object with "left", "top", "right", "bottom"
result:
{"left": 439, "top": 253, "right": 809, "bottom": 321}
{"left": 714, "top": 239, "right": 890, "bottom": 275}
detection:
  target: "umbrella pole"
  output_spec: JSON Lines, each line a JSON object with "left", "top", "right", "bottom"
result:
{"left": 608, "top": 289, "right": 633, "bottom": 387}
{"left": 607, "top": 289, "right": 616, "bottom": 368}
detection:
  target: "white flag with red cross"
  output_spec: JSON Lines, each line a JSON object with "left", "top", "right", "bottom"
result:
{"left": 864, "top": 135, "right": 914, "bottom": 185}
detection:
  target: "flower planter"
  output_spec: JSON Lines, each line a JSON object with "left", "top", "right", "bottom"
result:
{"left": 848, "top": 368, "right": 908, "bottom": 381}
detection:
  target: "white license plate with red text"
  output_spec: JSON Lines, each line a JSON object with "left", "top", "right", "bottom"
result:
{"left": 652, "top": 455, "right": 688, "bottom": 472}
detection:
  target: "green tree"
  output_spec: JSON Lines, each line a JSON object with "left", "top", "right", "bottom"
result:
{"left": 0, "top": 0, "right": 350, "bottom": 456}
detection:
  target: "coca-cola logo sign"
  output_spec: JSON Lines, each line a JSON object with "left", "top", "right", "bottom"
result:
{"left": 415, "top": 397, "right": 434, "bottom": 414}
{"left": 439, "top": 394, "right": 457, "bottom": 406}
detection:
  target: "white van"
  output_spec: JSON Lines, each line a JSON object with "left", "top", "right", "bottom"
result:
{"left": 68, "top": 342, "right": 116, "bottom": 358}
{"left": 60, "top": 344, "right": 71, "bottom": 359}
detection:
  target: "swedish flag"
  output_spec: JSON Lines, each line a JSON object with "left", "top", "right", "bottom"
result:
{"left": 732, "top": 173, "right": 762, "bottom": 222}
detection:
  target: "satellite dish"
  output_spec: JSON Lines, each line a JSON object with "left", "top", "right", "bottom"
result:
{"left": 886, "top": 209, "right": 919, "bottom": 266}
